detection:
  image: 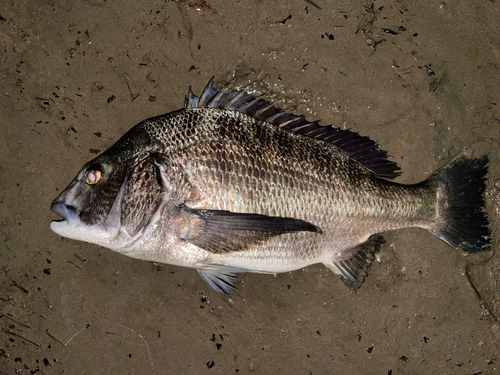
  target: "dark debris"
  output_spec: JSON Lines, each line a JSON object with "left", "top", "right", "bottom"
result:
{"left": 304, "top": 0, "right": 321, "bottom": 10}
{"left": 381, "top": 28, "right": 398, "bottom": 35}
{"left": 278, "top": 15, "right": 292, "bottom": 24}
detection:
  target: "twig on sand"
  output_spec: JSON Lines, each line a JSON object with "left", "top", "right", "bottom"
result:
{"left": 0, "top": 313, "right": 31, "bottom": 329}
{"left": 46, "top": 324, "right": 91, "bottom": 347}
{"left": 117, "top": 324, "right": 155, "bottom": 373}
{"left": 4, "top": 330, "right": 40, "bottom": 347}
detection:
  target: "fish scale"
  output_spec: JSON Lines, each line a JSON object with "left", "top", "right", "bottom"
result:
{"left": 144, "top": 109, "right": 432, "bottom": 268}
{"left": 50, "top": 80, "right": 491, "bottom": 294}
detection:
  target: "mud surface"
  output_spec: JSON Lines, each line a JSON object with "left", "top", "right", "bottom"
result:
{"left": 1, "top": 1, "right": 499, "bottom": 374}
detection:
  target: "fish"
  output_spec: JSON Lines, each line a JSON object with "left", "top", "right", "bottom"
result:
{"left": 50, "top": 79, "right": 491, "bottom": 294}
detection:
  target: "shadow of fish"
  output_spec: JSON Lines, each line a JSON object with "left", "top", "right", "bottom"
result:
{"left": 50, "top": 79, "right": 491, "bottom": 294}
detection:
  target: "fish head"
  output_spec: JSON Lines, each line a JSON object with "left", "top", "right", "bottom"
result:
{"left": 50, "top": 151, "right": 131, "bottom": 247}
{"left": 50, "top": 144, "right": 181, "bottom": 252}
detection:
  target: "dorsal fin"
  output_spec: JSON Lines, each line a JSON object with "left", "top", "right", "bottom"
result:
{"left": 185, "top": 79, "right": 401, "bottom": 180}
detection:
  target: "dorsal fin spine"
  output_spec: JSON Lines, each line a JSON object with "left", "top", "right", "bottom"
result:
{"left": 253, "top": 103, "right": 276, "bottom": 118}
{"left": 186, "top": 80, "right": 402, "bottom": 180}
{"left": 223, "top": 91, "right": 246, "bottom": 110}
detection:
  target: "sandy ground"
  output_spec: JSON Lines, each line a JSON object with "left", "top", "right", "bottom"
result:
{"left": 1, "top": 0, "right": 500, "bottom": 374}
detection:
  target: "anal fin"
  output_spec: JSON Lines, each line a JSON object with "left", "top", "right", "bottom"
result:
{"left": 324, "top": 235, "right": 385, "bottom": 290}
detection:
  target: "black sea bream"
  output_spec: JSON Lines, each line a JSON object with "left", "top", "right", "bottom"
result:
{"left": 50, "top": 80, "right": 491, "bottom": 294}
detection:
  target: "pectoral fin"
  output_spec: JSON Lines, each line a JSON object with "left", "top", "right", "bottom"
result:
{"left": 325, "top": 235, "right": 385, "bottom": 290}
{"left": 179, "top": 205, "right": 322, "bottom": 254}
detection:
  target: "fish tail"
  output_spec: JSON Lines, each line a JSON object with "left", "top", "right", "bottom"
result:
{"left": 428, "top": 155, "right": 491, "bottom": 252}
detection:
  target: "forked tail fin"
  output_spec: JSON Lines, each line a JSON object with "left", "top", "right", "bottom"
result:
{"left": 428, "top": 156, "right": 491, "bottom": 252}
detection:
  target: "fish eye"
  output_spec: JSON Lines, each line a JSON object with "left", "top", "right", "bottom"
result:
{"left": 85, "top": 169, "right": 102, "bottom": 185}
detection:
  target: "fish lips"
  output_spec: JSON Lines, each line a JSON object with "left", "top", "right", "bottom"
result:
{"left": 49, "top": 180, "right": 126, "bottom": 246}
{"left": 50, "top": 201, "right": 84, "bottom": 238}
{"left": 50, "top": 202, "right": 80, "bottom": 226}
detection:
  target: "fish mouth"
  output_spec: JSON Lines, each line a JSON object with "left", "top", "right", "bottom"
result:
{"left": 50, "top": 202, "right": 80, "bottom": 226}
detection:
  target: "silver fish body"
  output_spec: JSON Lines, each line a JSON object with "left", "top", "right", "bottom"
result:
{"left": 50, "top": 80, "right": 490, "bottom": 293}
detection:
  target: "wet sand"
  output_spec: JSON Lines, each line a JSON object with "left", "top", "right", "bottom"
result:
{"left": 1, "top": 1, "right": 499, "bottom": 373}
